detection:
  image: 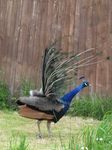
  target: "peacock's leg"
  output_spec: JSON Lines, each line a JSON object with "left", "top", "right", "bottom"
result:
{"left": 37, "top": 120, "right": 42, "bottom": 138}
{"left": 47, "top": 120, "right": 51, "bottom": 137}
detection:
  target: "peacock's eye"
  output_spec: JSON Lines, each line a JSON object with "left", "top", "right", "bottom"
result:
{"left": 63, "top": 98, "right": 65, "bottom": 101}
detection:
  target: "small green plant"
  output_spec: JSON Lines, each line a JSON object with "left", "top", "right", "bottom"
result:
{"left": 0, "top": 71, "right": 10, "bottom": 109}
{"left": 8, "top": 132, "right": 29, "bottom": 150}
{"left": 20, "top": 77, "right": 37, "bottom": 96}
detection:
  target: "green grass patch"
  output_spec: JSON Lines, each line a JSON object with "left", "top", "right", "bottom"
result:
{"left": 0, "top": 110, "right": 111, "bottom": 150}
{"left": 0, "top": 71, "right": 11, "bottom": 110}
{"left": 9, "top": 132, "right": 28, "bottom": 150}
{"left": 50, "top": 111, "right": 112, "bottom": 150}
{"left": 68, "top": 95, "right": 112, "bottom": 120}
{"left": 0, "top": 110, "right": 99, "bottom": 150}
{"left": 65, "top": 111, "right": 112, "bottom": 150}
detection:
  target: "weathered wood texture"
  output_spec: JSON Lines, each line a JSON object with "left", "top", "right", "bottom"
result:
{"left": 0, "top": 0, "right": 112, "bottom": 96}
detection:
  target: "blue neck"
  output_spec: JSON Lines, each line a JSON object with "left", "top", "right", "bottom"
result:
{"left": 53, "top": 83, "right": 84, "bottom": 123}
{"left": 61, "top": 83, "right": 84, "bottom": 104}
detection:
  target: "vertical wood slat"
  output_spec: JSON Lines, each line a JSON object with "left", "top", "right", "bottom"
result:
{"left": 11, "top": 0, "right": 23, "bottom": 94}
{"left": 0, "top": 0, "right": 111, "bottom": 96}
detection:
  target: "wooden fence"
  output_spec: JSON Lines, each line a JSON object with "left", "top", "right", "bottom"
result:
{"left": 0, "top": 0, "right": 112, "bottom": 96}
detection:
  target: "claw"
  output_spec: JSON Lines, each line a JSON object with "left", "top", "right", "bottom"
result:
{"left": 38, "top": 134, "right": 43, "bottom": 139}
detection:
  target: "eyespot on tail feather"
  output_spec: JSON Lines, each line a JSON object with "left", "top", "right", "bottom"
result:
{"left": 107, "top": 56, "right": 111, "bottom": 60}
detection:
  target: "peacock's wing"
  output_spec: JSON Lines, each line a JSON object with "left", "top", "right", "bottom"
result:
{"left": 41, "top": 42, "right": 101, "bottom": 102}
{"left": 16, "top": 96, "right": 64, "bottom": 112}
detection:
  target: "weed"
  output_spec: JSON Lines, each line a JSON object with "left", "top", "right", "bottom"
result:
{"left": 20, "top": 77, "right": 37, "bottom": 97}
{"left": 0, "top": 71, "right": 11, "bottom": 110}
{"left": 8, "top": 132, "right": 29, "bottom": 150}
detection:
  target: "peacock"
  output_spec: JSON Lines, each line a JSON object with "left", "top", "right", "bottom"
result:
{"left": 16, "top": 43, "right": 102, "bottom": 138}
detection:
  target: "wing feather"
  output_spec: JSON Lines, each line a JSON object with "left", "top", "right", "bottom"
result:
{"left": 16, "top": 96, "right": 64, "bottom": 112}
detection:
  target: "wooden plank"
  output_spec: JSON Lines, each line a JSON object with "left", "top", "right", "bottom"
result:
{"left": 36, "top": 0, "right": 49, "bottom": 88}
{"left": 0, "top": 0, "right": 7, "bottom": 76}
{"left": 77, "top": 0, "right": 88, "bottom": 96}
{"left": 25, "top": 0, "right": 36, "bottom": 80}
{"left": 90, "top": 0, "right": 98, "bottom": 94}
{"left": 104, "top": 0, "right": 110, "bottom": 94}
{"left": 98, "top": 0, "right": 106, "bottom": 94}
{"left": 68, "top": 0, "right": 76, "bottom": 91}
{"left": 74, "top": 0, "right": 81, "bottom": 53}
{"left": 107, "top": 0, "right": 112, "bottom": 95}
{"left": 61, "top": 0, "right": 70, "bottom": 53}
{"left": 51, "top": 0, "right": 59, "bottom": 42}
{"left": 6, "top": 0, "right": 18, "bottom": 87}
{"left": 10, "top": 0, "right": 24, "bottom": 95}
{"left": 84, "top": 0, "right": 93, "bottom": 95}
{"left": 74, "top": 0, "right": 82, "bottom": 95}
{"left": 0, "top": 0, "right": 4, "bottom": 66}
{"left": 33, "top": 0, "right": 43, "bottom": 88}
{"left": 45, "top": 0, "right": 54, "bottom": 45}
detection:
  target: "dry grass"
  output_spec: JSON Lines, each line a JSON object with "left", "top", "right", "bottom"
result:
{"left": 0, "top": 111, "right": 100, "bottom": 150}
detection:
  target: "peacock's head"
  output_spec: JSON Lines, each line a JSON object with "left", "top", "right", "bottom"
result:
{"left": 82, "top": 80, "right": 90, "bottom": 88}
{"left": 79, "top": 76, "right": 91, "bottom": 88}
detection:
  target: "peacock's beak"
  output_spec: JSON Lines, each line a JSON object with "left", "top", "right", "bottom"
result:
{"left": 89, "top": 83, "right": 91, "bottom": 86}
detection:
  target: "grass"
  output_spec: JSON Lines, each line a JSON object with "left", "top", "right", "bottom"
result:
{"left": 0, "top": 110, "right": 99, "bottom": 150}
{"left": 73, "top": 111, "right": 112, "bottom": 150}
{"left": 68, "top": 95, "right": 112, "bottom": 120}
{"left": 9, "top": 133, "right": 28, "bottom": 150}
{"left": 53, "top": 111, "right": 112, "bottom": 150}
{"left": 0, "top": 77, "right": 10, "bottom": 109}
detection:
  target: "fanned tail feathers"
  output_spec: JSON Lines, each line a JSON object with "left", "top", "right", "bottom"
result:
{"left": 42, "top": 43, "right": 102, "bottom": 101}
